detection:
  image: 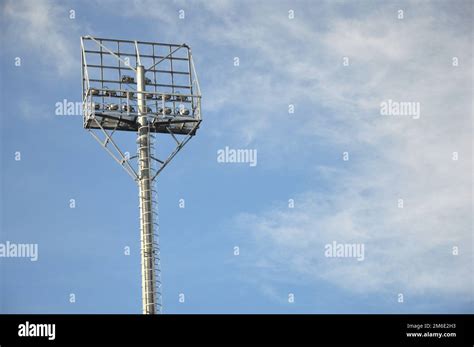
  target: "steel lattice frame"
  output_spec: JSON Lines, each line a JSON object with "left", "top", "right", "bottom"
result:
{"left": 80, "top": 36, "right": 202, "bottom": 314}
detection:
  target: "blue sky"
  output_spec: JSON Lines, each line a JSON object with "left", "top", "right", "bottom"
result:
{"left": 0, "top": 0, "right": 472, "bottom": 313}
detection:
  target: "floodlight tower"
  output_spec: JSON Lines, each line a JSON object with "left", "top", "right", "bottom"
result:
{"left": 80, "top": 36, "right": 202, "bottom": 314}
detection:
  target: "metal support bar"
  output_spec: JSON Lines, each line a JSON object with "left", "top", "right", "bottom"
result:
{"left": 151, "top": 121, "right": 201, "bottom": 181}
{"left": 87, "top": 126, "right": 138, "bottom": 181}
{"left": 147, "top": 44, "right": 188, "bottom": 71}
{"left": 84, "top": 50, "right": 189, "bottom": 61}
{"left": 92, "top": 117, "right": 139, "bottom": 178}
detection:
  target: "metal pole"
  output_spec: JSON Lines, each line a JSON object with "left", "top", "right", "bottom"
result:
{"left": 136, "top": 65, "right": 156, "bottom": 314}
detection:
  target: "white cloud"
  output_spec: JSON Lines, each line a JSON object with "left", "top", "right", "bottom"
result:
{"left": 218, "top": 2, "right": 473, "bottom": 304}
{"left": 2, "top": 0, "right": 79, "bottom": 76}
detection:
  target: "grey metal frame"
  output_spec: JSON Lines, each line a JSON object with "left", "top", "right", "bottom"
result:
{"left": 80, "top": 36, "right": 202, "bottom": 314}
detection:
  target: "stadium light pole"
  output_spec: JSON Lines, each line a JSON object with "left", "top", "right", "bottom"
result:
{"left": 136, "top": 64, "right": 156, "bottom": 314}
{"left": 81, "top": 36, "right": 202, "bottom": 314}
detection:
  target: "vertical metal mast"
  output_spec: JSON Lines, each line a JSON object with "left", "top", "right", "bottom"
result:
{"left": 136, "top": 65, "right": 156, "bottom": 314}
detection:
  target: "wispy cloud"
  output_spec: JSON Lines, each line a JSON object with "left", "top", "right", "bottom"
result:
{"left": 216, "top": 1, "right": 473, "bottom": 306}
{"left": 2, "top": 0, "right": 79, "bottom": 76}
